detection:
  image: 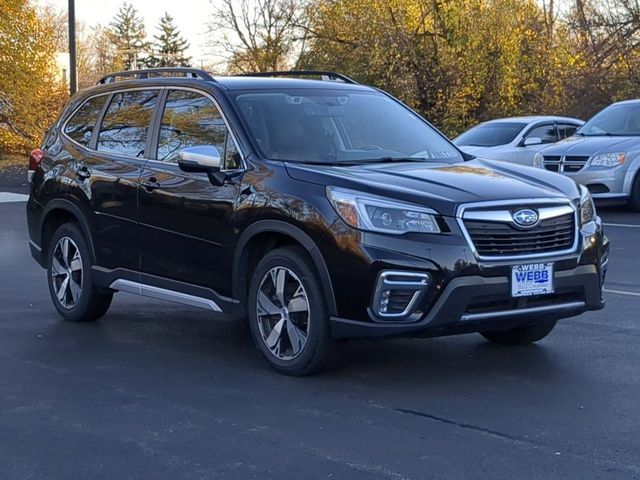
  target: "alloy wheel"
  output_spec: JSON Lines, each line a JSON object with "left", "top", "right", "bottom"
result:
{"left": 51, "top": 236, "right": 83, "bottom": 309}
{"left": 256, "top": 266, "right": 310, "bottom": 360}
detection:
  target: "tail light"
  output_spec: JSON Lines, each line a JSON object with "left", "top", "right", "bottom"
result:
{"left": 28, "top": 148, "right": 44, "bottom": 183}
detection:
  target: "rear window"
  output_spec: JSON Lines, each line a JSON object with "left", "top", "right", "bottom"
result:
{"left": 454, "top": 122, "right": 526, "bottom": 147}
{"left": 557, "top": 123, "right": 579, "bottom": 139}
{"left": 64, "top": 95, "right": 107, "bottom": 147}
{"left": 97, "top": 90, "right": 159, "bottom": 157}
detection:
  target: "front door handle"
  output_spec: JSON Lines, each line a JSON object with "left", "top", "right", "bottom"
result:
{"left": 76, "top": 165, "right": 91, "bottom": 179}
{"left": 141, "top": 177, "right": 160, "bottom": 192}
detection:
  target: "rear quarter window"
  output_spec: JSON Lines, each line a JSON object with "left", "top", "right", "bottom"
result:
{"left": 63, "top": 95, "right": 107, "bottom": 147}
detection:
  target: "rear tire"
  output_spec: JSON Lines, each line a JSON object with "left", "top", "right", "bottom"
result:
{"left": 46, "top": 223, "right": 113, "bottom": 322}
{"left": 248, "top": 246, "right": 332, "bottom": 376}
{"left": 628, "top": 172, "right": 640, "bottom": 212}
{"left": 480, "top": 320, "right": 557, "bottom": 346}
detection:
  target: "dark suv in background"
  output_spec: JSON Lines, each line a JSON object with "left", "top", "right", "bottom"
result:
{"left": 27, "top": 68, "right": 608, "bottom": 375}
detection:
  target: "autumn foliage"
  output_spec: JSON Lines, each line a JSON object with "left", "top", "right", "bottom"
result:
{"left": 2, "top": 0, "right": 640, "bottom": 157}
{"left": 0, "top": 0, "right": 68, "bottom": 154}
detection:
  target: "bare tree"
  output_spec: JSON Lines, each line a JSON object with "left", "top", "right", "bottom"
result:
{"left": 38, "top": 6, "right": 113, "bottom": 89}
{"left": 208, "top": 0, "right": 306, "bottom": 73}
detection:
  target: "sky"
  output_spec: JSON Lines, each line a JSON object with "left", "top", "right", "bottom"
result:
{"left": 40, "top": 0, "right": 216, "bottom": 66}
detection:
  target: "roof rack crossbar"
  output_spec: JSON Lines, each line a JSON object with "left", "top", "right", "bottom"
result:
{"left": 97, "top": 68, "right": 215, "bottom": 85}
{"left": 240, "top": 70, "right": 357, "bottom": 84}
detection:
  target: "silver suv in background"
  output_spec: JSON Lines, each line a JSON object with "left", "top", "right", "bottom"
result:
{"left": 454, "top": 116, "right": 583, "bottom": 166}
{"left": 533, "top": 100, "right": 640, "bottom": 211}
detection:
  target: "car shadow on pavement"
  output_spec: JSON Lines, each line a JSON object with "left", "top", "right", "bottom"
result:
{"left": 25, "top": 298, "right": 570, "bottom": 394}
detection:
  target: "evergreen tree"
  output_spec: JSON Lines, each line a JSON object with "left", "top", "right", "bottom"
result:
{"left": 108, "top": 3, "right": 149, "bottom": 70}
{"left": 148, "top": 13, "right": 191, "bottom": 68}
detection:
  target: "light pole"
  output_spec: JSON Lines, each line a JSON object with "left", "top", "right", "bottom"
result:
{"left": 68, "top": 0, "right": 77, "bottom": 94}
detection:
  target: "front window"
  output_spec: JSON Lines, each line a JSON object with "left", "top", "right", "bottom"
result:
{"left": 578, "top": 103, "right": 640, "bottom": 136}
{"left": 156, "top": 89, "right": 240, "bottom": 169}
{"left": 233, "top": 90, "right": 462, "bottom": 164}
{"left": 454, "top": 121, "right": 526, "bottom": 147}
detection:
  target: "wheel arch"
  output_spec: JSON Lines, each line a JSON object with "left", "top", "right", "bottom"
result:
{"left": 623, "top": 154, "right": 640, "bottom": 195}
{"left": 40, "top": 199, "right": 96, "bottom": 265}
{"left": 233, "top": 220, "right": 337, "bottom": 316}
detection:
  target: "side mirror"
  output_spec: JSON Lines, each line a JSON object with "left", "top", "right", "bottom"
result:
{"left": 177, "top": 145, "right": 221, "bottom": 173}
{"left": 523, "top": 137, "right": 543, "bottom": 147}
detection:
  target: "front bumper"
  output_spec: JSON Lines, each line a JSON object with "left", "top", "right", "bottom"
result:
{"left": 330, "top": 264, "right": 604, "bottom": 338}
{"left": 560, "top": 166, "right": 628, "bottom": 199}
{"left": 323, "top": 216, "right": 608, "bottom": 339}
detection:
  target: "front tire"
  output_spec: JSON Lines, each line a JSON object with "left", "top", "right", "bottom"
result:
{"left": 480, "top": 320, "right": 557, "bottom": 346}
{"left": 248, "top": 246, "right": 332, "bottom": 376}
{"left": 46, "top": 223, "right": 113, "bottom": 322}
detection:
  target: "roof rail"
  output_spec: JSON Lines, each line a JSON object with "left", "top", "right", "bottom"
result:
{"left": 240, "top": 70, "right": 357, "bottom": 84}
{"left": 97, "top": 68, "right": 215, "bottom": 85}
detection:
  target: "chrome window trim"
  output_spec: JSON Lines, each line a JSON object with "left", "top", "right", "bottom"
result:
{"left": 456, "top": 197, "right": 579, "bottom": 262}
{"left": 60, "top": 85, "right": 246, "bottom": 171}
{"left": 60, "top": 87, "right": 162, "bottom": 163}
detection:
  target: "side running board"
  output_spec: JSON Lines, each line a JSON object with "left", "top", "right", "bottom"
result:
{"left": 109, "top": 279, "right": 222, "bottom": 312}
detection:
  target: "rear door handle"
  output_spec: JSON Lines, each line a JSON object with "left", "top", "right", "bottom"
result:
{"left": 141, "top": 177, "right": 160, "bottom": 192}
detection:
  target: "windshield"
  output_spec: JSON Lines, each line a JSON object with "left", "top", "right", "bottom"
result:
{"left": 454, "top": 122, "right": 526, "bottom": 147}
{"left": 233, "top": 90, "right": 463, "bottom": 164}
{"left": 578, "top": 103, "right": 640, "bottom": 136}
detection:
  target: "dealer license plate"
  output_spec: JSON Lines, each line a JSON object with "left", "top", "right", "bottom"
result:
{"left": 511, "top": 263, "right": 554, "bottom": 297}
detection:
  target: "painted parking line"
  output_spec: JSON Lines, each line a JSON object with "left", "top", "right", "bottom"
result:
{"left": 603, "top": 223, "right": 640, "bottom": 228}
{"left": 604, "top": 288, "right": 640, "bottom": 298}
{"left": 0, "top": 192, "right": 28, "bottom": 203}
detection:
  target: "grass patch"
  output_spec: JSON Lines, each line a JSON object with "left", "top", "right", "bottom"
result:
{"left": 0, "top": 152, "right": 26, "bottom": 169}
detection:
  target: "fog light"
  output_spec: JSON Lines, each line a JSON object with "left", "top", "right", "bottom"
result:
{"left": 372, "top": 271, "right": 431, "bottom": 320}
{"left": 379, "top": 290, "right": 391, "bottom": 313}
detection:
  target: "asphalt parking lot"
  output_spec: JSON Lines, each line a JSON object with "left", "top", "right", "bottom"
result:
{"left": 1, "top": 168, "right": 639, "bottom": 480}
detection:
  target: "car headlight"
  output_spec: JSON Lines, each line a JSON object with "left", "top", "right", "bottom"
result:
{"left": 579, "top": 185, "right": 596, "bottom": 226}
{"left": 590, "top": 152, "right": 625, "bottom": 168}
{"left": 533, "top": 152, "right": 544, "bottom": 168}
{"left": 326, "top": 187, "right": 441, "bottom": 234}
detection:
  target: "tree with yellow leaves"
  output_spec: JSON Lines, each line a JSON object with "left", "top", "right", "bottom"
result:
{"left": 0, "top": 0, "right": 68, "bottom": 154}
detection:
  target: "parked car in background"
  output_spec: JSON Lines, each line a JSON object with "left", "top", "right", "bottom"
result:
{"left": 533, "top": 100, "right": 640, "bottom": 211}
{"left": 454, "top": 116, "right": 583, "bottom": 165}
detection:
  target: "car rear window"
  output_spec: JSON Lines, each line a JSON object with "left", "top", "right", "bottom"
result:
{"left": 64, "top": 95, "right": 107, "bottom": 147}
{"left": 454, "top": 122, "right": 526, "bottom": 147}
{"left": 96, "top": 89, "right": 159, "bottom": 157}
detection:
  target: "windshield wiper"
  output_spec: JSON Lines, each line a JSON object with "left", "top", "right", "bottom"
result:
{"left": 295, "top": 157, "right": 445, "bottom": 167}
{"left": 579, "top": 132, "right": 630, "bottom": 137}
{"left": 348, "top": 156, "right": 432, "bottom": 164}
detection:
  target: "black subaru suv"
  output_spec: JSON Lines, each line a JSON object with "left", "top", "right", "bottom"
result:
{"left": 27, "top": 68, "right": 608, "bottom": 375}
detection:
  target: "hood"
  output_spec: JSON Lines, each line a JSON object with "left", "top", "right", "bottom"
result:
{"left": 285, "top": 159, "right": 579, "bottom": 216}
{"left": 540, "top": 135, "right": 640, "bottom": 156}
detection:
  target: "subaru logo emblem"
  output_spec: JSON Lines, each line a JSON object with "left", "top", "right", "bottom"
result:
{"left": 512, "top": 209, "right": 539, "bottom": 227}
